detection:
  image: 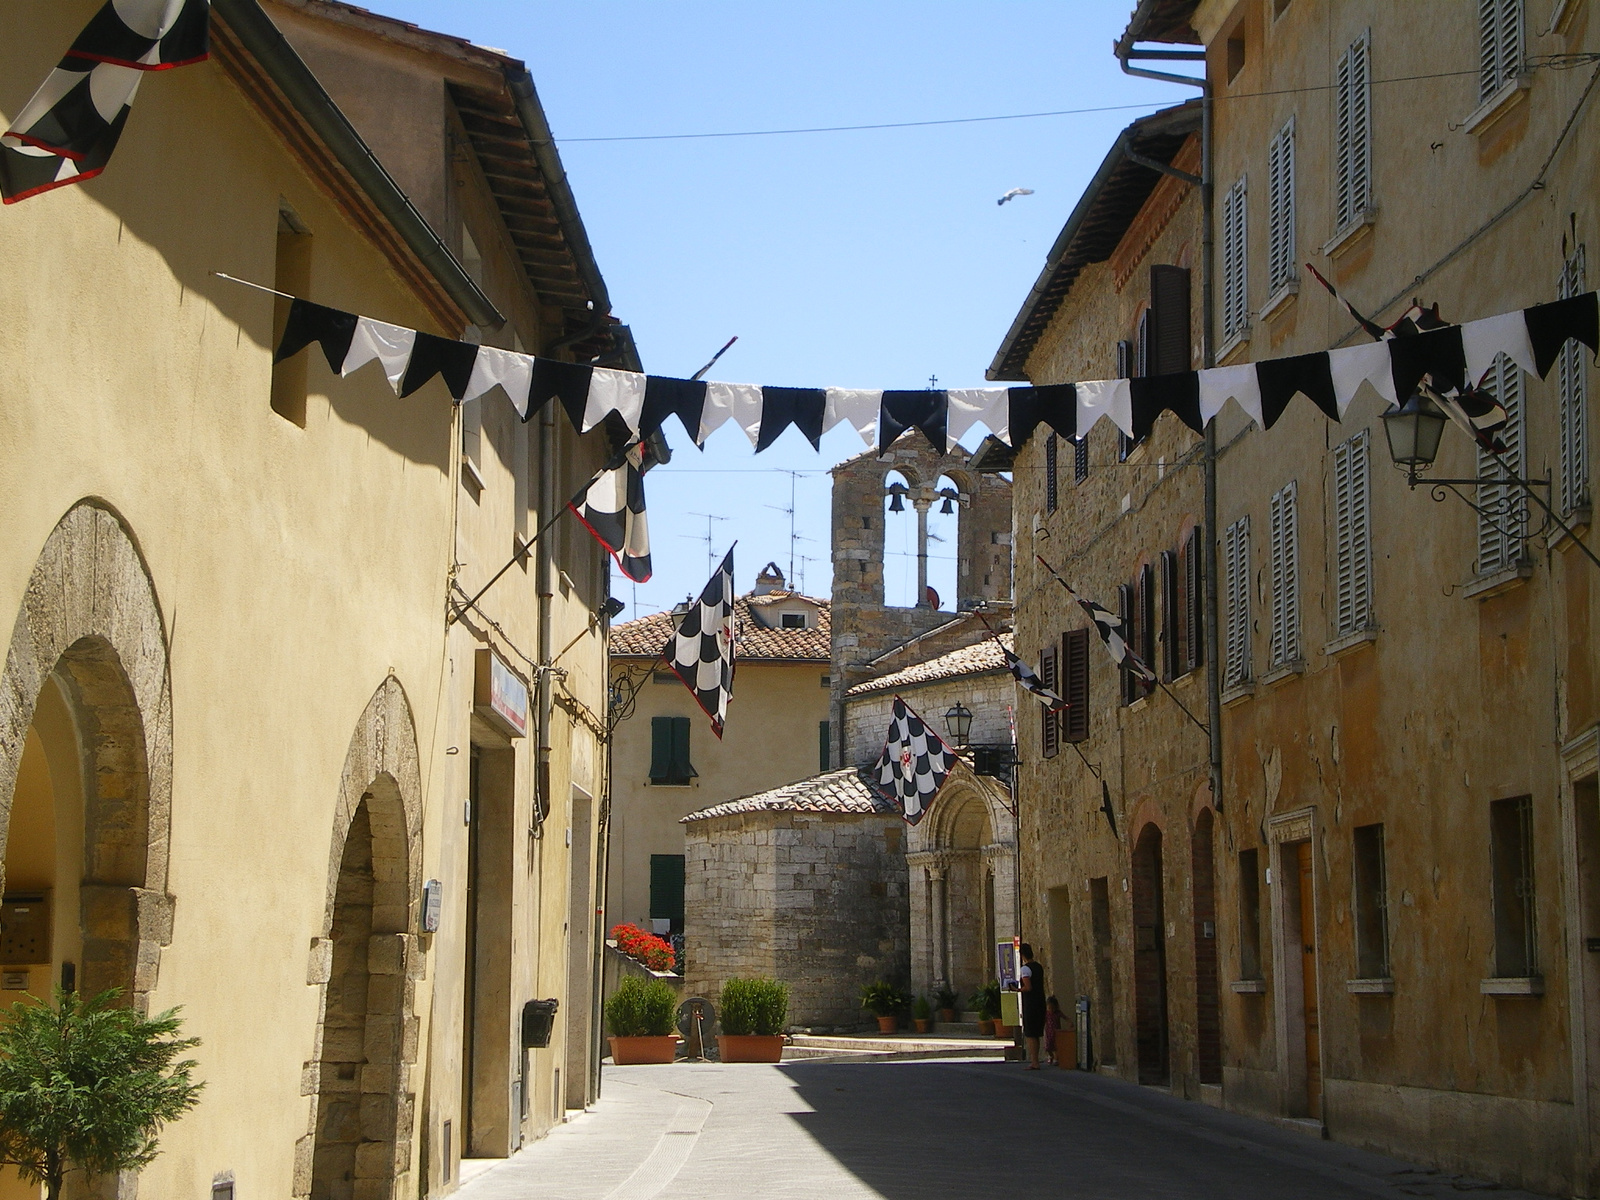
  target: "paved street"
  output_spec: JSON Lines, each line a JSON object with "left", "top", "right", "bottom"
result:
{"left": 459, "top": 1058, "right": 1555, "bottom": 1199}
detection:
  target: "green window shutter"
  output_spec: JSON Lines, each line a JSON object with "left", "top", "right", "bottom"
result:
{"left": 650, "top": 717, "right": 673, "bottom": 783}
{"left": 650, "top": 854, "right": 686, "bottom": 926}
{"left": 671, "top": 716, "right": 697, "bottom": 782}
{"left": 818, "top": 721, "right": 831, "bottom": 772}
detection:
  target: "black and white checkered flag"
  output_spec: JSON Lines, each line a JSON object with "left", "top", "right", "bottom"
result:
{"left": 870, "top": 697, "right": 958, "bottom": 826}
{"left": 1, "top": 0, "right": 210, "bottom": 204}
{"left": 1076, "top": 594, "right": 1158, "bottom": 686}
{"left": 568, "top": 442, "right": 652, "bottom": 583}
{"left": 1004, "top": 646, "right": 1066, "bottom": 711}
{"left": 664, "top": 547, "right": 736, "bottom": 738}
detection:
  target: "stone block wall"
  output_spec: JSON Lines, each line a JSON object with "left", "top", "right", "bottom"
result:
{"left": 684, "top": 811, "right": 909, "bottom": 1030}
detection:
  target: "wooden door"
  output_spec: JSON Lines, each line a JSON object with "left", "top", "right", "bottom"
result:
{"left": 1297, "top": 841, "right": 1322, "bottom": 1119}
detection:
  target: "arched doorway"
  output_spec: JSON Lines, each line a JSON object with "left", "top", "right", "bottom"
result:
{"left": 0, "top": 501, "right": 176, "bottom": 1199}
{"left": 1192, "top": 809, "right": 1221, "bottom": 1085}
{"left": 302, "top": 678, "right": 422, "bottom": 1200}
{"left": 1131, "top": 823, "right": 1169, "bottom": 1085}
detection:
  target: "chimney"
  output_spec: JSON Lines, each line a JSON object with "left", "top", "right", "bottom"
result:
{"left": 754, "top": 562, "right": 786, "bottom": 595}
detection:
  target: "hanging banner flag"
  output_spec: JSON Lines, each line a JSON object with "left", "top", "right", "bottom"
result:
{"left": 1034, "top": 557, "right": 1158, "bottom": 687}
{"left": 1004, "top": 646, "right": 1066, "bottom": 712}
{"left": 568, "top": 442, "right": 652, "bottom": 583}
{"left": 870, "top": 697, "right": 958, "bottom": 826}
{"left": 2, "top": 0, "right": 210, "bottom": 204}
{"left": 663, "top": 547, "right": 737, "bottom": 738}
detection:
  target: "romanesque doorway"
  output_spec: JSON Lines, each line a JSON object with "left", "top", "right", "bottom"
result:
{"left": 0, "top": 502, "right": 176, "bottom": 1200}
{"left": 1131, "top": 823, "right": 1169, "bottom": 1085}
{"left": 1192, "top": 809, "right": 1221, "bottom": 1085}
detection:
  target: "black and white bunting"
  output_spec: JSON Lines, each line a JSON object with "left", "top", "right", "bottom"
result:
{"left": 1004, "top": 646, "right": 1067, "bottom": 712}
{"left": 568, "top": 442, "right": 652, "bottom": 584}
{"left": 663, "top": 548, "right": 736, "bottom": 738}
{"left": 869, "top": 697, "right": 959, "bottom": 826}
{"left": 1, "top": 0, "right": 210, "bottom": 204}
{"left": 261, "top": 287, "right": 1599, "bottom": 460}
{"left": 1034, "top": 556, "right": 1159, "bottom": 687}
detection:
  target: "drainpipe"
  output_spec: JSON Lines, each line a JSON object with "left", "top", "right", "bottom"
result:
{"left": 1116, "top": 37, "right": 1223, "bottom": 816}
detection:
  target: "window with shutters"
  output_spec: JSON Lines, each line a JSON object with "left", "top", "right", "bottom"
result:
{"left": 1268, "top": 481, "right": 1301, "bottom": 668}
{"left": 1149, "top": 265, "right": 1192, "bottom": 375}
{"left": 1266, "top": 117, "right": 1296, "bottom": 297}
{"left": 1353, "top": 824, "right": 1390, "bottom": 979}
{"left": 1062, "top": 628, "right": 1090, "bottom": 743}
{"left": 1224, "top": 517, "right": 1252, "bottom": 688}
{"left": 1045, "top": 433, "right": 1059, "bottom": 513}
{"left": 818, "top": 720, "right": 831, "bottom": 771}
{"left": 1121, "top": 567, "right": 1156, "bottom": 705}
{"left": 1334, "top": 32, "right": 1372, "bottom": 233}
{"left": 649, "top": 854, "right": 686, "bottom": 931}
{"left": 1479, "top": 0, "right": 1524, "bottom": 103}
{"left": 1179, "top": 526, "right": 1204, "bottom": 675}
{"left": 1222, "top": 176, "right": 1249, "bottom": 344}
{"left": 1477, "top": 354, "right": 1527, "bottom": 577}
{"left": 1160, "top": 549, "right": 1180, "bottom": 681}
{"left": 1332, "top": 429, "right": 1373, "bottom": 635}
{"left": 1490, "top": 795, "right": 1537, "bottom": 978}
{"left": 648, "top": 716, "right": 697, "bottom": 785}
{"left": 1074, "top": 436, "right": 1089, "bottom": 484}
{"left": 1039, "top": 643, "right": 1060, "bottom": 758}
{"left": 1118, "top": 334, "right": 1139, "bottom": 461}
{"left": 1560, "top": 246, "right": 1589, "bottom": 517}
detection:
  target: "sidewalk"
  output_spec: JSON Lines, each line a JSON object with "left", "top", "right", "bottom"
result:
{"left": 458, "top": 1059, "right": 1560, "bottom": 1199}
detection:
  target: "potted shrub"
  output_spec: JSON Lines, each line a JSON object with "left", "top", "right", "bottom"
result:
{"left": 606, "top": 977, "right": 679, "bottom": 1064}
{"left": 934, "top": 986, "right": 958, "bottom": 1025}
{"left": 971, "top": 981, "right": 1004, "bottom": 1037}
{"left": 718, "top": 977, "right": 789, "bottom": 1063}
{"left": 860, "top": 981, "right": 909, "bottom": 1034}
{"left": 912, "top": 995, "right": 932, "bottom": 1034}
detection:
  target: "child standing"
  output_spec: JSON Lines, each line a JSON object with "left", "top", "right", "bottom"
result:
{"left": 1044, "top": 995, "right": 1063, "bottom": 1065}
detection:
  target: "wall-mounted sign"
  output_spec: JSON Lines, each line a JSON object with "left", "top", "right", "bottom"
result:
{"left": 475, "top": 648, "right": 528, "bottom": 738}
{"left": 421, "top": 879, "right": 443, "bottom": 934}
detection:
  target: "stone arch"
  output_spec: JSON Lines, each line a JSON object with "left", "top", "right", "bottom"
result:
{"left": 911, "top": 779, "right": 1015, "bottom": 1000}
{"left": 0, "top": 500, "right": 175, "bottom": 1005}
{"left": 1131, "top": 822, "right": 1170, "bottom": 1085}
{"left": 299, "top": 677, "right": 423, "bottom": 1200}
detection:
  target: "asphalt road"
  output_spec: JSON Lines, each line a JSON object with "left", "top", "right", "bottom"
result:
{"left": 457, "top": 1058, "right": 1556, "bottom": 1200}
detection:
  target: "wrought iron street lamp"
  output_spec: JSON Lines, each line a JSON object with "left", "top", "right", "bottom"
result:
{"left": 943, "top": 702, "right": 973, "bottom": 747}
{"left": 1380, "top": 392, "right": 1448, "bottom": 477}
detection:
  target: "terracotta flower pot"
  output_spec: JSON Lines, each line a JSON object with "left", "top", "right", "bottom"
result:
{"left": 913, "top": 1018, "right": 931, "bottom": 1034}
{"left": 876, "top": 1015, "right": 899, "bottom": 1034}
{"left": 938, "top": 1008, "right": 957, "bottom": 1024}
{"left": 991, "top": 1019, "right": 1009, "bottom": 1038}
{"left": 718, "top": 1034, "right": 785, "bottom": 1063}
{"left": 608, "top": 1035, "right": 678, "bottom": 1065}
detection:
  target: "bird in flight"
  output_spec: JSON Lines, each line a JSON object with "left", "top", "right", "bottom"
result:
{"left": 997, "top": 187, "right": 1034, "bottom": 206}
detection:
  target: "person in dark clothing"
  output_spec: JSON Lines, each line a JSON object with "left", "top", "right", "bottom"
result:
{"left": 1018, "top": 943, "right": 1047, "bottom": 1069}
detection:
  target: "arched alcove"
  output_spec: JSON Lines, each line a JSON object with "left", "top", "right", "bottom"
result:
{"left": 1131, "top": 823, "right": 1169, "bottom": 1085}
{"left": 881, "top": 469, "right": 918, "bottom": 607}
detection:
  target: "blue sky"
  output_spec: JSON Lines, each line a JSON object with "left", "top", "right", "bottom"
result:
{"left": 361, "top": 2, "right": 1183, "bottom": 618}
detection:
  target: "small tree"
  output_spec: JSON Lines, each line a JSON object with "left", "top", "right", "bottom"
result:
{"left": 0, "top": 988, "right": 203, "bottom": 1200}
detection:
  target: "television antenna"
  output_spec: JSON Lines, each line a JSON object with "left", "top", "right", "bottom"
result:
{"left": 682, "top": 512, "right": 731, "bottom": 576}
{"left": 765, "top": 470, "right": 808, "bottom": 583}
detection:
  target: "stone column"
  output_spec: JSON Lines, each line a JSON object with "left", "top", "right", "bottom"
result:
{"left": 930, "top": 865, "right": 948, "bottom": 990}
{"left": 914, "top": 493, "right": 932, "bottom": 606}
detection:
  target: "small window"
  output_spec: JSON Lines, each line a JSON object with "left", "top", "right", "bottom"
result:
{"left": 1222, "top": 176, "right": 1249, "bottom": 343}
{"left": 1223, "top": 516, "right": 1252, "bottom": 687}
{"left": 820, "top": 674, "right": 831, "bottom": 688}
{"left": 1178, "top": 527, "right": 1204, "bottom": 676}
{"left": 1074, "top": 436, "right": 1089, "bottom": 484}
{"left": 1335, "top": 31, "right": 1372, "bottom": 231}
{"left": 1227, "top": 34, "right": 1246, "bottom": 83}
{"left": 1479, "top": 0, "right": 1525, "bottom": 103}
{"left": 1045, "top": 433, "right": 1059, "bottom": 514}
{"left": 461, "top": 398, "right": 483, "bottom": 489}
{"left": 1332, "top": 431, "right": 1373, "bottom": 635}
{"left": 1266, "top": 117, "right": 1297, "bottom": 297}
{"left": 271, "top": 207, "right": 312, "bottom": 427}
{"left": 1238, "top": 848, "right": 1262, "bottom": 979}
{"left": 1353, "top": 823, "right": 1390, "bottom": 978}
{"left": 649, "top": 716, "right": 697, "bottom": 785}
{"left": 818, "top": 721, "right": 831, "bottom": 771}
{"left": 649, "top": 854, "right": 686, "bottom": 932}
{"left": 781, "top": 612, "right": 807, "bottom": 629}
{"left": 1268, "top": 481, "right": 1300, "bottom": 668}
{"left": 1490, "top": 796, "right": 1537, "bottom": 977}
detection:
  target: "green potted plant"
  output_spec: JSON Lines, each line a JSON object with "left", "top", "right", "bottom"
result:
{"left": 912, "top": 995, "right": 932, "bottom": 1034}
{"left": 860, "top": 981, "right": 909, "bottom": 1034}
{"left": 718, "top": 977, "right": 789, "bottom": 1062}
{"left": 971, "top": 981, "right": 1004, "bottom": 1036}
{"left": 605, "top": 977, "right": 680, "bottom": 1065}
{"left": 934, "top": 986, "right": 959, "bottom": 1025}
{"left": 0, "top": 988, "right": 203, "bottom": 1200}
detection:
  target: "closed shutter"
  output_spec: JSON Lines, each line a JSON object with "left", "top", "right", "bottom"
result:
{"left": 1062, "top": 628, "right": 1091, "bottom": 743}
{"left": 1160, "top": 549, "right": 1180, "bottom": 681}
{"left": 671, "top": 716, "right": 697, "bottom": 782}
{"left": 1478, "top": 355, "right": 1526, "bottom": 575}
{"left": 818, "top": 720, "right": 831, "bottom": 772}
{"left": 1046, "top": 433, "right": 1059, "bottom": 514}
{"left": 1183, "top": 526, "right": 1204, "bottom": 674}
{"left": 1266, "top": 117, "right": 1296, "bottom": 295}
{"left": 1332, "top": 430, "right": 1373, "bottom": 634}
{"left": 1150, "top": 266, "right": 1192, "bottom": 375}
{"left": 1222, "top": 176, "right": 1249, "bottom": 341}
{"left": 1336, "top": 32, "right": 1372, "bottom": 230}
{"left": 1224, "top": 516, "right": 1252, "bottom": 687}
{"left": 1074, "top": 435, "right": 1090, "bottom": 484}
{"left": 1119, "top": 583, "right": 1136, "bottom": 706}
{"left": 1480, "top": 0, "right": 1524, "bottom": 102}
{"left": 649, "top": 716, "right": 674, "bottom": 782}
{"left": 649, "top": 854, "right": 686, "bottom": 927}
{"left": 1040, "top": 643, "right": 1060, "bottom": 758}
{"left": 1269, "top": 482, "right": 1300, "bottom": 666}
{"left": 1559, "top": 247, "right": 1589, "bottom": 516}
{"left": 1117, "top": 338, "right": 1135, "bottom": 380}
{"left": 1140, "top": 564, "right": 1156, "bottom": 679}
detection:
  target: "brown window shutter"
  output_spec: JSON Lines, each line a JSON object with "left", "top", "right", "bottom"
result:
{"left": 1040, "top": 643, "right": 1060, "bottom": 758}
{"left": 1184, "top": 527, "right": 1204, "bottom": 674}
{"left": 1160, "top": 549, "right": 1179, "bottom": 681}
{"left": 1119, "top": 582, "right": 1135, "bottom": 705}
{"left": 1045, "top": 433, "right": 1059, "bottom": 514}
{"left": 1139, "top": 563, "right": 1156, "bottom": 690}
{"left": 1150, "top": 265, "right": 1193, "bottom": 375}
{"left": 1063, "top": 628, "right": 1091, "bottom": 743}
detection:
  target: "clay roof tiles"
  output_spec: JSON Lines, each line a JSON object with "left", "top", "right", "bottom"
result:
{"left": 847, "top": 634, "right": 1013, "bottom": 697}
{"left": 681, "top": 768, "right": 894, "bottom": 823}
{"left": 610, "top": 594, "right": 830, "bottom": 662}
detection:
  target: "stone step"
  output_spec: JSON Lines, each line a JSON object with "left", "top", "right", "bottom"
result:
{"left": 782, "top": 1033, "right": 1007, "bottom": 1061}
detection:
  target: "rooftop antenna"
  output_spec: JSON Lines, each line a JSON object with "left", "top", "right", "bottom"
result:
{"left": 765, "top": 470, "right": 807, "bottom": 584}
{"left": 683, "top": 512, "right": 731, "bottom": 576}
{"left": 798, "top": 552, "right": 825, "bottom": 595}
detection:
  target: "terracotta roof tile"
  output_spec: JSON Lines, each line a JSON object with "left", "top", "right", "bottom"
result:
{"left": 610, "top": 594, "right": 830, "bottom": 662}
{"left": 847, "top": 634, "right": 1013, "bottom": 696}
{"left": 681, "top": 768, "right": 894, "bottom": 822}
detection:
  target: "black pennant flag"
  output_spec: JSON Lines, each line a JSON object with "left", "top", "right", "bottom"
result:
{"left": 274, "top": 299, "right": 359, "bottom": 374}
{"left": 399, "top": 333, "right": 480, "bottom": 400}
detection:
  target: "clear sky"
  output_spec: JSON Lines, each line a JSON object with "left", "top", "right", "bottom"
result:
{"left": 360, "top": 2, "right": 1185, "bottom": 618}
